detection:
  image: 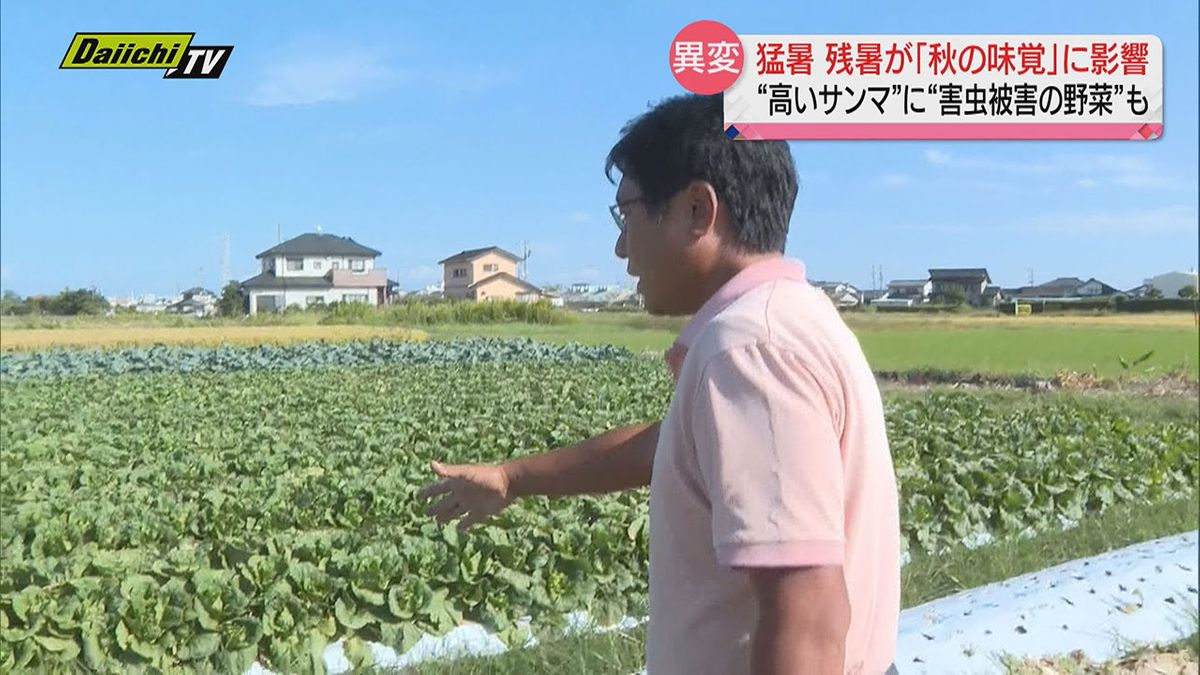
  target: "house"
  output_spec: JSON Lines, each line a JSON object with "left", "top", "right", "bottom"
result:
{"left": 859, "top": 289, "right": 888, "bottom": 305}
{"left": 885, "top": 279, "right": 932, "bottom": 303}
{"left": 561, "top": 285, "right": 641, "bottom": 310}
{"left": 1012, "top": 277, "right": 1085, "bottom": 299}
{"left": 165, "top": 287, "right": 217, "bottom": 317}
{"left": 438, "top": 246, "right": 542, "bottom": 303}
{"left": 1075, "top": 278, "right": 1121, "bottom": 297}
{"left": 928, "top": 268, "right": 993, "bottom": 306}
{"left": 240, "top": 232, "right": 387, "bottom": 315}
{"left": 810, "top": 280, "right": 861, "bottom": 307}
{"left": 133, "top": 294, "right": 174, "bottom": 314}
{"left": 1143, "top": 271, "right": 1199, "bottom": 299}
{"left": 1011, "top": 277, "right": 1121, "bottom": 300}
{"left": 1124, "top": 283, "right": 1152, "bottom": 298}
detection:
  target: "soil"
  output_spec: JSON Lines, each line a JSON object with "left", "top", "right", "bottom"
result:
{"left": 1009, "top": 647, "right": 1198, "bottom": 674}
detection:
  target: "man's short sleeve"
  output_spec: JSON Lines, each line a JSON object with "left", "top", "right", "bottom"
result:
{"left": 690, "top": 342, "right": 845, "bottom": 569}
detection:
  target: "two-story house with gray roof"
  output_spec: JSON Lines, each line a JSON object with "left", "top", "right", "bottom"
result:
{"left": 240, "top": 232, "right": 387, "bottom": 314}
{"left": 928, "top": 268, "right": 1001, "bottom": 307}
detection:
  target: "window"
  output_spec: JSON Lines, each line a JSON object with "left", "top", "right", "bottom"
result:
{"left": 452, "top": 268, "right": 467, "bottom": 278}
{"left": 332, "top": 261, "right": 341, "bottom": 270}
{"left": 313, "top": 261, "right": 323, "bottom": 271}
{"left": 342, "top": 293, "right": 369, "bottom": 303}
{"left": 306, "top": 295, "right": 325, "bottom": 307}
{"left": 483, "top": 263, "right": 498, "bottom": 273}
{"left": 351, "top": 259, "right": 366, "bottom": 272}
{"left": 286, "top": 258, "right": 303, "bottom": 271}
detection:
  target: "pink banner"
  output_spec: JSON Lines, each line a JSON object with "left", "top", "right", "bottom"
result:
{"left": 731, "top": 123, "right": 1162, "bottom": 141}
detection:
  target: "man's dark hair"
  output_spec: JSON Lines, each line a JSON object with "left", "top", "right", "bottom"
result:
{"left": 605, "top": 93, "right": 797, "bottom": 254}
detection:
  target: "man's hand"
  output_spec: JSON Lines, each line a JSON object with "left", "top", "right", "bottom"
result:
{"left": 417, "top": 461, "right": 514, "bottom": 531}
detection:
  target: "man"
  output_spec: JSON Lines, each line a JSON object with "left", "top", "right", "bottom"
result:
{"left": 418, "top": 93, "right": 900, "bottom": 675}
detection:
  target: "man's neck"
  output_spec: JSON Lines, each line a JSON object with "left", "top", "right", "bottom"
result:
{"left": 689, "top": 252, "right": 784, "bottom": 314}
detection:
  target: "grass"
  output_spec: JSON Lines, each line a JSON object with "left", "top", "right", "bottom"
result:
{"left": 400, "top": 312, "right": 1200, "bottom": 380}
{"left": 853, "top": 325, "right": 1197, "bottom": 379}
{"left": 387, "top": 495, "right": 1199, "bottom": 674}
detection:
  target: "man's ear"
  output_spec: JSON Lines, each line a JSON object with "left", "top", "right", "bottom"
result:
{"left": 685, "top": 181, "right": 719, "bottom": 237}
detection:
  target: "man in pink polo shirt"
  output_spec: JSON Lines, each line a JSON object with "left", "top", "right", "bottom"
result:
{"left": 419, "top": 93, "right": 900, "bottom": 674}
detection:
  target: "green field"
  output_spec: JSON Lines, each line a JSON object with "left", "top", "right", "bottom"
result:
{"left": 1, "top": 309, "right": 1197, "bottom": 672}
{"left": 426, "top": 312, "right": 1200, "bottom": 379}
{"left": 5, "top": 309, "right": 1197, "bottom": 379}
{"left": 1, "top": 340, "right": 1197, "bottom": 673}
{"left": 402, "top": 495, "right": 1200, "bottom": 675}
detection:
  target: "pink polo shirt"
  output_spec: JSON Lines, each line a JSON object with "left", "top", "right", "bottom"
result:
{"left": 646, "top": 257, "right": 900, "bottom": 675}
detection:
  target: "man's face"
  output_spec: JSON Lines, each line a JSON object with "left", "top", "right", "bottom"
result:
{"left": 612, "top": 178, "right": 691, "bottom": 316}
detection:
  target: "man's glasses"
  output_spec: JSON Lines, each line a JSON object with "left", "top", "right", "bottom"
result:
{"left": 609, "top": 197, "right": 647, "bottom": 233}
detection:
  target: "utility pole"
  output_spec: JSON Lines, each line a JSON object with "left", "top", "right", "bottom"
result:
{"left": 220, "top": 235, "right": 231, "bottom": 290}
{"left": 1192, "top": 266, "right": 1198, "bottom": 327}
{"left": 518, "top": 241, "right": 532, "bottom": 281}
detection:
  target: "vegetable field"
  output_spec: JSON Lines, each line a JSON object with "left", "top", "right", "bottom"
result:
{"left": 1, "top": 340, "right": 1197, "bottom": 673}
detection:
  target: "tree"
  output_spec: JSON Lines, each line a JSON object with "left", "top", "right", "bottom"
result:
{"left": 1179, "top": 285, "right": 1196, "bottom": 299}
{"left": 1146, "top": 287, "right": 1164, "bottom": 299}
{"left": 217, "top": 282, "right": 246, "bottom": 317}
{"left": 46, "top": 287, "right": 108, "bottom": 315}
{"left": 0, "top": 290, "right": 23, "bottom": 315}
{"left": 938, "top": 287, "right": 967, "bottom": 307}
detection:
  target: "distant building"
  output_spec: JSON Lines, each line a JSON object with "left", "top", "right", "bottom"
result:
{"left": 241, "top": 232, "right": 387, "bottom": 315}
{"left": 859, "top": 289, "right": 888, "bottom": 305}
{"left": 1010, "top": 277, "right": 1122, "bottom": 300}
{"left": 810, "top": 280, "right": 861, "bottom": 307}
{"left": 165, "top": 287, "right": 217, "bottom": 317}
{"left": 928, "top": 268, "right": 994, "bottom": 306}
{"left": 885, "top": 279, "right": 932, "bottom": 303}
{"left": 1143, "top": 271, "right": 1199, "bottom": 298}
{"left": 439, "top": 246, "right": 542, "bottom": 303}
{"left": 560, "top": 285, "right": 640, "bottom": 310}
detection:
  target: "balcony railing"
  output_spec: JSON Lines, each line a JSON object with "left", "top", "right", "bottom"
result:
{"left": 330, "top": 268, "right": 387, "bottom": 288}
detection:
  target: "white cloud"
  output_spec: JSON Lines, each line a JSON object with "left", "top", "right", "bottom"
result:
{"left": 247, "top": 48, "right": 403, "bottom": 107}
{"left": 894, "top": 206, "right": 1197, "bottom": 237}
{"left": 1019, "top": 205, "right": 1197, "bottom": 235}
{"left": 875, "top": 173, "right": 912, "bottom": 188}
{"left": 922, "top": 149, "right": 1181, "bottom": 191}
{"left": 1112, "top": 172, "right": 1172, "bottom": 189}
{"left": 923, "top": 149, "right": 952, "bottom": 166}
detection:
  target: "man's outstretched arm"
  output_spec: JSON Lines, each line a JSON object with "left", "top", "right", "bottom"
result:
{"left": 418, "top": 421, "right": 659, "bottom": 529}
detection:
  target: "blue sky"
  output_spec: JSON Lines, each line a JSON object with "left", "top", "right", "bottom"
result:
{"left": 2, "top": 1, "right": 1196, "bottom": 297}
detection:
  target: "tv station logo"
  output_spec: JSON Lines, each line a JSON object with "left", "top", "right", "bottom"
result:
{"left": 59, "top": 33, "right": 232, "bottom": 79}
